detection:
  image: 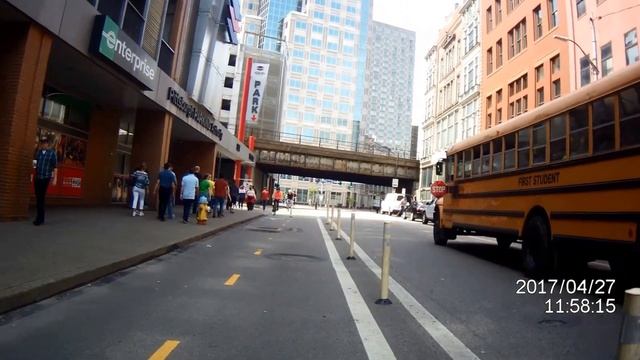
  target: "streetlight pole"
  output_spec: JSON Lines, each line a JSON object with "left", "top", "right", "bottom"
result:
{"left": 554, "top": 35, "right": 599, "bottom": 81}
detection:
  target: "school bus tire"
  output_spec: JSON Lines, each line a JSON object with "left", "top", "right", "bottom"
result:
{"left": 433, "top": 209, "right": 448, "bottom": 246}
{"left": 522, "top": 215, "right": 555, "bottom": 278}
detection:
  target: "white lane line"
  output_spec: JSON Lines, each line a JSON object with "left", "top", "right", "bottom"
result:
{"left": 334, "top": 223, "right": 481, "bottom": 360}
{"left": 316, "top": 218, "right": 396, "bottom": 360}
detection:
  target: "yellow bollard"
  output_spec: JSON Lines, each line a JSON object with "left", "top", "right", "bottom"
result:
{"left": 618, "top": 288, "right": 640, "bottom": 360}
{"left": 375, "top": 222, "right": 392, "bottom": 305}
{"left": 330, "top": 206, "right": 335, "bottom": 231}
{"left": 346, "top": 213, "right": 356, "bottom": 260}
{"left": 325, "top": 199, "right": 331, "bottom": 225}
{"left": 336, "top": 208, "right": 342, "bottom": 240}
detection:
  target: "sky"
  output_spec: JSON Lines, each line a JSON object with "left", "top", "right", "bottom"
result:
{"left": 372, "top": 0, "right": 459, "bottom": 126}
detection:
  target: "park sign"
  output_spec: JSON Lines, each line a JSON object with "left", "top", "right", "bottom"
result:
{"left": 246, "top": 63, "right": 270, "bottom": 123}
{"left": 90, "top": 15, "right": 158, "bottom": 91}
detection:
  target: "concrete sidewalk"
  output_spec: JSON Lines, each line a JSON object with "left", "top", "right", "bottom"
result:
{"left": 0, "top": 206, "right": 264, "bottom": 314}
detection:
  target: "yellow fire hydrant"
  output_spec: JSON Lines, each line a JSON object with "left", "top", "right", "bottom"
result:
{"left": 197, "top": 196, "right": 208, "bottom": 225}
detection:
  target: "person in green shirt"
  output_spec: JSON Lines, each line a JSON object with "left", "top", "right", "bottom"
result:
{"left": 199, "top": 174, "right": 214, "bottom": 203}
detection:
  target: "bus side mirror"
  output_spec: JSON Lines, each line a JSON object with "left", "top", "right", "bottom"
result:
{"left": 435, "top": 161, "right": 443, "bottom": 175}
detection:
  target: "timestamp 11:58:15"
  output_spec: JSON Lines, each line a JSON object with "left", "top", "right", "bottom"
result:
{"left": 545, "top": 298, "right": 616, "bottom": 314}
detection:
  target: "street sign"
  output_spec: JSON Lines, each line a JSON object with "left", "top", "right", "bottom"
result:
{"left": 430, "top": 180, "right": 447, "bottom": 198}
{"left": 392, "top": 178, "right": 399, "bottom": 188}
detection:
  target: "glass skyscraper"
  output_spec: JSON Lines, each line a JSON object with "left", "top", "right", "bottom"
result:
{"left": 258, "top": 0, "right": 301, "bottom": 51}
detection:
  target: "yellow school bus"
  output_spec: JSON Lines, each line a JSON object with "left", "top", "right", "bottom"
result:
{"left": 433, "top": 62, "right": 640, "bottom": 279}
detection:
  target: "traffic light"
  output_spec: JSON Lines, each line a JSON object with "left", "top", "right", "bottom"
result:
{"left": 435, "top": 161, "right": 443, "bottom": 175}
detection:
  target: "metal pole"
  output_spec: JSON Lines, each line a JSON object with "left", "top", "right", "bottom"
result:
{"left": 589, "top": 16, "right": 599, "bottom": 81}
{"left": 347, "top": 213, "right": 356, "bottom": 260}
{"left": 618, "top": 288, "right": 640, "bottom": 360}
{"left": 375, "top": 222, "right": 392, "bottom": 305}
{"left": 336, "top": 208, "right": 342, "bottom": 240}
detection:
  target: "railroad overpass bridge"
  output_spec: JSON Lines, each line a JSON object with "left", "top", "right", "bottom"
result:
{"left": 253, "top": 135, "right": 420, "bottom": 192}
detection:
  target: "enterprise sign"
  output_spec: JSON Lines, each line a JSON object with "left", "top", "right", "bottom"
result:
{"left": 90, "top": 15, "right": 158, "bottom": 90}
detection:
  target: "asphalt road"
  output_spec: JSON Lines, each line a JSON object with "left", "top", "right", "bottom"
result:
{"left": 0, "top": 207, "right": 624, "bottom": 359}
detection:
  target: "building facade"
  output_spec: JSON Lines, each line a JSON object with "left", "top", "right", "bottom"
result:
{"left": 562, "top": 0, "right": 640, "bottom": 92}
{"left": 0, "top": 0, "right": 253, "bottom": 221}
{"left": 417, "top": 0, "right": 481, "bottom": 201}
{"left": 258, "top": 0, "right": 301, "bottom": 51}
{"left": 279, "top": 0, "right": 371, "bottom": 150}
{"left": 362, "top": 21, "right": 415, "bottom": 156}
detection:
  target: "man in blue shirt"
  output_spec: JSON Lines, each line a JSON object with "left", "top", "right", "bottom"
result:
{"left": 33, "top": 138, "right": 57, "bottom": 226}
{"left": 153, "top": 162, "right": 177, "bottom": 221}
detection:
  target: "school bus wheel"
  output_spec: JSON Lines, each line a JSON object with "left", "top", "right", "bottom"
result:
{"left": 522, "top": 215, "right": 555, "bottom": 278}
{"left": 433, "top": 209, "right": 448, "bottom": 246}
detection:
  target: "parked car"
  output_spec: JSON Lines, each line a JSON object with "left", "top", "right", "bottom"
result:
{"left": 408, "top": 201, "right": 427, "bottom": 221}
{"left": 422, "top": 199, "right": 437, "bottom": 224}
{"left": 380, "top": 193, "right": 404, "bottom": 215}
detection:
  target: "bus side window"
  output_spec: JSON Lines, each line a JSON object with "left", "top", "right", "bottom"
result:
{"left": 464, "top": 149, "right": 472, "bottom": 178}
{"left": 569, "top": 104, "right": 589, "bottom": 158}
{"left": 549, "top": 115, "right": 567, "bottom": 161}
{"left": 472, "top": 146, "right": 481, "bottom": 176}
{"left": 518, "top": 128, "right": 531, "bottom": 169}
{"left": 481, "top": 142, "right": 490, "bottom": 174}
{"left": 504, "top": 133, "right": 516, "bottom": 170}
{"left": 447, "top": 156, "right": 454, "bottom": 181}
{"left": 456, "top": 153, "right": 464, "bottom": 178}
{"left": 619, "top": 84, "right": 640, "bottom": 148}
{"left": 492, "top": 138, "right": 503, "bottom": 173}
{"left": 592, "top": 95, "right": 616, "bottom": 153}
{"left": 532, "top": 122, "right": 547, "bottom": 164}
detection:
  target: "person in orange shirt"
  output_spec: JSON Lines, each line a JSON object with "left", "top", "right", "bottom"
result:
{"left": 272, "top": 187, "right": 283, "bottom": 214}
{"left": 261, "top": 188, "right": 270, "bottom": 211}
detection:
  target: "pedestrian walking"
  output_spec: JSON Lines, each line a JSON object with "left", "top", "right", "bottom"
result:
{"left": 227, "top": 180, "right": 238, "bottom": 213}
{"left": 245, "top": 186, "right": 256, "bottom": 211}
{"left": 261, "top": 187, "right": 270, "bottom": 211}
{"left": 191, "top": 165, "right": 201, "bottom": 215}
{"left": 131, "top": 164, "right": 150, "bottom": 216}
{"left": 199, "top": 173, "right": 214, "bottom": 205}
{"left": 238, "top": 183, "right": 247, "bottom": 209}
{"left": 33, "top": 137, "right": 57, "bottom": 226}
{"left": 153, "top": 162, "right": 177, "bottom": 221}
{"left": 212, "top": 177, "right": 229, "bottom": 217}
{"left": 180, "top": 168, "right": 199, "bottom": 223}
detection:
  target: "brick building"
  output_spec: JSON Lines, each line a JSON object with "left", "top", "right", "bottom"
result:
{"left": 0, "top": 0, "right": 254, "bottom": 221}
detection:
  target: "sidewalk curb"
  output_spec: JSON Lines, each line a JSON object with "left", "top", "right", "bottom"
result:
{"left": 0, "top": 214, "right": 264, "bottom": 315}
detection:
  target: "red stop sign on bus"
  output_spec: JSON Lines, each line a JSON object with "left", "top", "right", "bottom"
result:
{"left": 430, "top": 180, "right": 447, "bottom": 198}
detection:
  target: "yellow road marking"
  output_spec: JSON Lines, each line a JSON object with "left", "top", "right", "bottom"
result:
{"left": 148, "top": 340, "right": 180, "bottom": 360}
{"left": 254, "top": 249, "right": 263, "bottom": 256}
{"left": 224, "top": 273, "right": 241, "bottom": 286}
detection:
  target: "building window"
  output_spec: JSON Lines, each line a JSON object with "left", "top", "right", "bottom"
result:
{"left": 534, "top": 6, "right": 543, "bottom": 40}
{"left": 228, "top": 54, "right": 237, "bottom": 66}
{"left": 552, "top": 79, "right": 561, "bottom": 98}
{"left": 487, "top": 113, "right": 492, "bottom": 128}
{"left": 508, "top": 19, "right": 527, "bottom": 58}
{"left": 535, "top": 64, "right": 544, "bottom": 82}
{"left": 496, "top": 89, "right": 503, "bottom": 103}
{"left": 224, "top": 77, "right": 233, "bottom": 88}
{"left": 536, "top": 87, "right": 545, "bottom": 106}
{"left": 551, "top": 55, "right": 561, "bottom": 74}
{"left": 625, "top": 29, "right": 639, "bottom": 65}
{"left": 486, "top": 6, "right": 493, "bottom": 33}
{"left": 601, "top": 42, "right": 613, "bottom": 76}
{"left": 576, "top": 0, "right": 586, "bottom": 18}
{"left": 496, "top": 39, "right": 503, "bottom": 67}
{"left": 487, "top": 47, "right": 493, "bottom": 74}
{"left": 221, "top": 99, "right": 231, "bottom": 111}
{"left": 548, "top": 0, "right": 558, "bottom": 28}
{"left": 497, "top": 108, "right": 503, "bottom": 124}
{"left": 496, "top": 0, "right": 502, "bottom": 24}
{"left": 580, "top": 56, "right": 591, "bottom": 86}
{"left": 487, "top": 95, "right": 492, "bottom": 109}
